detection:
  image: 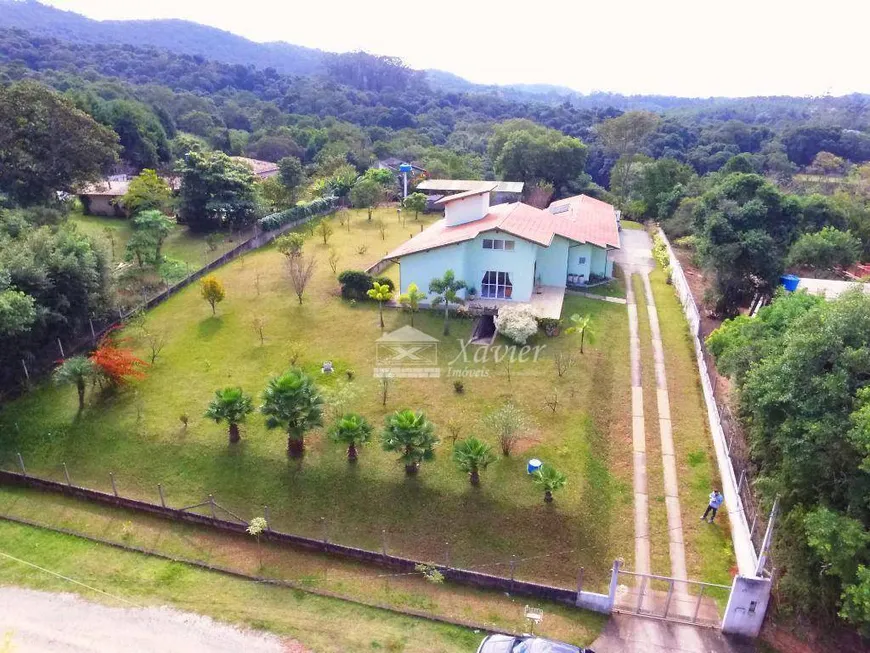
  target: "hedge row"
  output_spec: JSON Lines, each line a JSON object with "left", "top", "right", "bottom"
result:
{"left": 338, "top": 270, "right": 396, "bottom": 300}
{"left": 258, "top": 195, "right": 338, "bottom": 231}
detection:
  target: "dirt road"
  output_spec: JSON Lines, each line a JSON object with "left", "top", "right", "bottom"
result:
{"left": 0, "top": 587, "right": 303, "bottom": 652}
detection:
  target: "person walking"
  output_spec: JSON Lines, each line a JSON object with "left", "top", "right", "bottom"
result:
{"left": 701, "top": 489, "right": 724, "bottom": 523}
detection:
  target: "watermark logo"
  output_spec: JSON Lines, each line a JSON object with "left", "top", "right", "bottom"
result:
{"left": 375, "top": 324, "right": 550, "bottom": 379}
{"left": 374, "top": 325, "right": 441, "bottom": 378}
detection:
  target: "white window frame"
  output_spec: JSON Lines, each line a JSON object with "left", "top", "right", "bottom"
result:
{"left": 481, "top": 270, "right": 513, "bottom": 299}
{"left": 482, "top": 238, "right": 516, "bottom": 251}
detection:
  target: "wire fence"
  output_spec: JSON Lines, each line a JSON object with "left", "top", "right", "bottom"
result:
{"left": 0, "top": 458, "right": 610, "bottom": 599}
{"left": 658, "top": 230, "right": 771, "bottom": 570}
{"left": 8, "top": 206, "right": 336, "bottom": 397}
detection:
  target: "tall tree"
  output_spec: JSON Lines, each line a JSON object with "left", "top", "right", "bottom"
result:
{"left": 0, "top": 81, "right": 119, "bottom": 204}
{"left": 177, "top": 150, "right": 257, "bottom": 231}
{"left": 596, "top": 111, "right": 661, "bottom": 197}
{"left": 695, "top": 173, "right": 801, "bottom": 316}
{"left": 125, "top": 210, "right": 173, "bottom": 266}
{"left": 488, "top": 119, "right": 587, "bottom": 191}
{"left": 278, "top": 156, "right": 305, "bottom": 195}
{"left": 204, "top": 387, "right": 254, "bottom": 444}
{"left": 350, "top": 177, "right": 384, "bottom": 220}
{"left": 122, "top": 169, "right": 173, "bottom": 215}
{"left": 261, "top": 369, "right": 324, "bottom": 458}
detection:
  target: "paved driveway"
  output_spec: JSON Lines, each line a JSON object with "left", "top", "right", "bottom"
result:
{"left": 613, "top": 229, "right": 655, "bottom": 273}
{"left": 591, "top": 614, "right": 756, "bottom": 653}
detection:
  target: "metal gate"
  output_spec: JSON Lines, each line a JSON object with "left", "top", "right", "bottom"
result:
{"left": 613, "top": 569, "right": 730, "bottom": 627}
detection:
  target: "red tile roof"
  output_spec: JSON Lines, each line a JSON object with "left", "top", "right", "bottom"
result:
{"left": 383, "top": 195, "right": 620, "bottom": 260}
{"left": 548, "top": 194, "right": 621, "bottom": 249}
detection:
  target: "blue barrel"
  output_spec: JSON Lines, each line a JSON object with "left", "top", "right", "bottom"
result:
{"left": 527, "top": 458, "right": 542, "bottom": 475}
{"left": 780, "top": 274, "right": 800, "bottom": 292}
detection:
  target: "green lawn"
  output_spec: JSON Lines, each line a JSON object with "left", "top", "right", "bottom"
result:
{"left": 579, "top": 265, "right": 627, "bottom": 299}
{"left": 648, "top": 267, "right": 735, "bottom": 593}
{"left": 0, "top": 519, "right": 482, "bottom": 653}
{"left": 1, "top": 206, "right": 633, "bottom": 591}
{"left": 71, "top": 211, "right": 244, "bottom": 269}
{"left": 0, "top": 485, "right": 605, "bottom": 645}
{"left": 620, "top": 220, "right": 645, "bottom": 231}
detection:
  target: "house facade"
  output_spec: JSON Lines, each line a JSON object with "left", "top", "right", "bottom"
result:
{"left": 382, "top": 186, "right": 620, "bottom": 312}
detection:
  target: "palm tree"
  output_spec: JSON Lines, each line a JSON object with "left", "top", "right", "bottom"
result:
{"left": 366, "top": 280, "right": 393, "bottom": 329}
{"left": 565, "top": 314, "right": 596, "bottom": 354}
{"left": 398, "top": 283, "right": 426, "bottom": 327}
{"left": 53, "top": 356, "right": 95, "bottom": 410}
{"left": 453, "top": 437, "right": 496, "bottom": 486}
{"left": 330, "top": 413, "right": 373, "bottom": 462}
{"left": 382, "top": 409, "right": 438, "bottom": 475}
{"left": 533, "top": 464, "right": 567, "bottom": 503}
{"left": 204, "top": 387, "right": 254, "bottom": 444}
{"left": 429, "top": 269, "right": 467, "bottom": 335}
{"left": 261, "top": 369, "right": 324, "bottom": 458}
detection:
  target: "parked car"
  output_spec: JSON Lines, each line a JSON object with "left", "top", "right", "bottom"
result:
{"left": 476, "top": 634, "right": 594, "bottom": 653}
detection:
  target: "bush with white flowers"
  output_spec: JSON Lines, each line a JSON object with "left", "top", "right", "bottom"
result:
{"left": 494, "top": 305, "right": 539, "bottom": 344}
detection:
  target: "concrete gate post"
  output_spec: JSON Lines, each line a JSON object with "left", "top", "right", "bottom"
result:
{"left": 721, "top": 575, "right": 771, "bottom": 637}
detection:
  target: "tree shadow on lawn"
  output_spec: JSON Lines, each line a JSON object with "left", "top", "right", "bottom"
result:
{"left": 197, "top": 316, "right": 224, "bottom": 340}
{"left": 170, "top": 443, "right": 610, "bottom": 587}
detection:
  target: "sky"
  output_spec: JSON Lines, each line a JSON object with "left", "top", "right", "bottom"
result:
{"left": 40, "top": 0, "right": 870, "bottom": 98}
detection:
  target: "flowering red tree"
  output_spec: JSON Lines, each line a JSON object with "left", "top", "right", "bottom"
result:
{"left": 90, "top": 331, "right": 148, "bottom": 386}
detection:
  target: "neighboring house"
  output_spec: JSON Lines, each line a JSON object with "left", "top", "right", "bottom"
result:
{"left": 231, "top": 156, "right": 280, "bottom": 179}
{"left": 78, "top": 174, "right": 180, "bottom": 217}
{"left": 78, "top": 178, "right": 131, "bottom": 217}
{"left": 381, "top": 185, "right": 620, "bottom": 318}
{"left": 415, "top": 179, "right": 525, "bottom": 207}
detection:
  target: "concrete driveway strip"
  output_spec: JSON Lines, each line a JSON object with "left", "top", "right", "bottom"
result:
{"left": 0, "top": 587, "right": 292, "bottom": 653}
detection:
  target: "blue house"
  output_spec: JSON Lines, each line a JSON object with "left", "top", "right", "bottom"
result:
{"left": 381, "top": 185, "right": 621, "bottom": 317}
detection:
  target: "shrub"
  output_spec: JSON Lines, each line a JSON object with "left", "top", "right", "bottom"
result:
{"left": 537, "top": 317, "right": 561, "bottom": 337}
{"left": 453, "top": 380, "right": 465, "bottom": 394}
{"left": 338, "top": 270, "right": 395, "bottom": 300}
{"left": 494, "top": 305, "right": 539, "bottom": 344}
{"left": 258, "top": 196, "right": 338, "bottom": 231}
{"left": 652, "top": 233, "right": 673, "bottom": 281}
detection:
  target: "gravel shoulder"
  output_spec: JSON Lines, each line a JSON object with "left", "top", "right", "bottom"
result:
{"left": 0, "top": 586, "right": 303, "bottom": 653}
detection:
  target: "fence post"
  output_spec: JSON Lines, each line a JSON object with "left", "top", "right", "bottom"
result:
{"left": 62, "top": 462, "right": 71, "bottom": 486}
{"left": 264, "top": 505, "right": 270, "bottom": 531}
{"left": 21, "top": 360, "right": 29, "bottom": 383}
{"left": 381, "top": 529, "right": 387, "bottom": 557}
{"left": 110, "top": 472, "right": 118, "bottom": 497}
{"left": 576, "top": 567, "right": 585, "bottom": 596}
{"left": 692, "top": 585, "right": 706, "bottom": 622}
{"left": 445, "top": 541, "right": 451, "bottom": 569}
{"left": 510, "top": 555, "right": 517, "bottom": 593}
{"left": 636, "top": 575, "right": 648, "bottom": 613}
{"left": 607, "top": 559, "right": 621, "bottom": 610}
{"left": 16, "top": 452, "right": 26, "bottom": 476}
{"left": 57, "top": 338, "right": 65, "bottom": 359}
{"left": 158, "top": 483, "right": 166, "bottom": 508}
{"left": 321, "top": 517, "right": 328, "bottom": 548}
{"left": 663, "top": 579, "right": 674, "bottom": 618}
{"left": 737, "top": 469, "right": 746, "bottom": 494}
{"left": 209, "top": 494, "right": 216, "bottom": 519}
{"left": 89, "top": 318, "right": 97, "bottom": 343}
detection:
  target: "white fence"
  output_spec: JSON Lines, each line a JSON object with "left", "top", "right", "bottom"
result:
{"left": 657, "top": 231, "right": 768, "bottom": 578}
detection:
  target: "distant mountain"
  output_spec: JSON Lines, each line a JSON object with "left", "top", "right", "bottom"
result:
{"left": 0, "top": 0, "right": 325, "bottom": 76}
{"left": 0, "top": 0, "right": 781, "bottom": 114}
